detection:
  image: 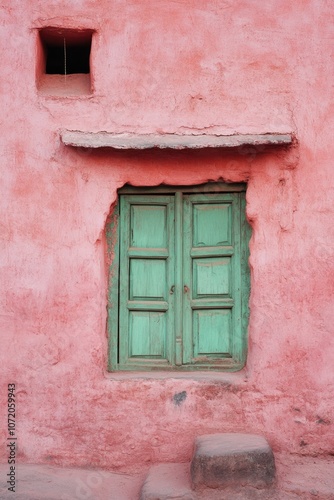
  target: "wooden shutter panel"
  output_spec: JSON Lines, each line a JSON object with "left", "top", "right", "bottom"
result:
{"left": 182, "top": 193, "right": 244, "bottom": 366}
{"left": 118, "top": 195, "right": 175, "bottom": 368}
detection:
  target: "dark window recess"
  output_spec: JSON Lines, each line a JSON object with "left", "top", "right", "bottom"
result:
{"left": 39, "top": 28, "right": 93, "bottom": 75}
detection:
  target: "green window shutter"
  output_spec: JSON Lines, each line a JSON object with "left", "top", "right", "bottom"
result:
{"left": 118, "top": 195, "right": 175, "bottom": 369}
{"left": 108, "top": 184, "right": 249, "bottom": 371}
{"left": 182, "top": 193, "right": 244, "bottom": 367}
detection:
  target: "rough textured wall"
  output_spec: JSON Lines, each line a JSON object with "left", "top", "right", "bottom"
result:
{"left": 0, "top": 0, "right": 333, "bottom": 470}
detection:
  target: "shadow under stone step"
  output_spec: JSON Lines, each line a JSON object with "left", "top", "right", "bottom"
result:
{"left": 191, "top": 433, "right": 276, "bottom": 490}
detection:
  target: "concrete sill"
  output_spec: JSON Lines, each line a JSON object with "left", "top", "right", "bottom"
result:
{"left": 105, "top": 370, "right": 248, "bottom": 384}
{"left": 38, "top": 74, "right": 92, "bottom": 97}
{"left": 60, "top": 130, "right": 293, "bottom": 150}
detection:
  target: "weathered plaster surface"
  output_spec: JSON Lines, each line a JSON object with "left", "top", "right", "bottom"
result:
{"left": 0, "top": 0, "right": 334, "bottom": 472}
{"left": 60, "top": 131, "right": 293, "bottom": 149}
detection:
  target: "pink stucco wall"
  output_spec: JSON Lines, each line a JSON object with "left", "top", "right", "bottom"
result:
{"left": 1, "top": 1, "right": 334, "bottom": 471}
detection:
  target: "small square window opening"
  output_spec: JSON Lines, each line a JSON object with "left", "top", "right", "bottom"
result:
{"left": 37, "top": 27, "right": 94, "bottom": 96}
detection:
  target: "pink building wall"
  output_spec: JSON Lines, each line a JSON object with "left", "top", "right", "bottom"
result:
{"left": 1, "top": 0, "right": 334, "bottom": 470}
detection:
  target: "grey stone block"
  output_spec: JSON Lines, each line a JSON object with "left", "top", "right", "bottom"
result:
{"left": 191, "top": 433, "right": 276, "bottom": 490}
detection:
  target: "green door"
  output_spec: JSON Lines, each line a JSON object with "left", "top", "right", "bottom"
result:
{"left": 109, "top": 184, "right": 249, "bottom": 371}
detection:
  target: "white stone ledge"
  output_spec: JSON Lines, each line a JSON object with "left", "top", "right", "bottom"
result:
{"left": 60, "top": 130, "right": 293, "bottom": 150}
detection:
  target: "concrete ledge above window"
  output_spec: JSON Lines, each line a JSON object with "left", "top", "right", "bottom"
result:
{"left": 60, "top": 130, "right": 293, "bottom": 150}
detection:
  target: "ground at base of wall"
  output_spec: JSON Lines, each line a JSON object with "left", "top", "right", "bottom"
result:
{"left": 0, "top": 455, "right": 334, "bottom": 500}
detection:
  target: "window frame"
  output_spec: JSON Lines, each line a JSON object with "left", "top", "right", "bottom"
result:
{"left": 107, "top": 183, "right": 250, "bottom": 372}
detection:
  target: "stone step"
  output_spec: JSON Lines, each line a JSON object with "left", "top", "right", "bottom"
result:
{"left": 140, "top": 463, "right": 194, "bottom": 500}
{"left": 140, "top": 434, "right": 276, "bottom": 499}
{"left": 1, "top": 456, "right": 333, "bottom": 500}
{"left": 139, "top": 461, "right": 302, "bottom": 500}
{"left": 191, "top": 433, "right": 276, "bottom": 490}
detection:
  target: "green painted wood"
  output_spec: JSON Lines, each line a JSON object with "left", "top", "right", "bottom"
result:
{"left": 193, "top": 309, "right": 231, "bottom": 356}
{"left": 174, "top": 192, "right": 183, "bottom": 366}
{"left": 108, "top": 184, "right": 250, "bottom": 371}
{"left": 193, "top": 258, "right": 231, "bottom": 297}
{"left": 118, "top": 195, "right": 175, "bottom": 367}
{"left": 191, "top": 299, "right": 234, "bottom": 309}
{"left": 182, "top": 193, "right": 244, "bottom": 365}
{"left": 128, "top": 311, "right": 166, "bottom": 358}
{"left": 240, "top": 194, "right": 251, "bottom": 365}
{"left": 126, "top": 301, "right": 169, "bottom": 311}
{"left": 182, "top": 195, "right": 193, "bottom": 365}
{"left": 231, "top": 192, "right": 243, "bottom": 362}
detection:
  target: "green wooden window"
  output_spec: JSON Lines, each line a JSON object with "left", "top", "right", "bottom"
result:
{"left": 107, "top": 184, "right": 250, "bottom": 371}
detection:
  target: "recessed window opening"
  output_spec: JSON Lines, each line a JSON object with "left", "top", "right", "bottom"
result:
{"left": 39, "top": 28, "right": 93, "bottom": 75}
{"left": 107, "top": 183, "right": 251, "bottom": 372}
